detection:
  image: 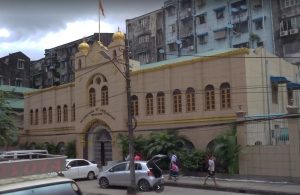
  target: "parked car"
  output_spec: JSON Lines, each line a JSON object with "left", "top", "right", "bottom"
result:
{"left": 63, "top": 159, "right": 99, "bottom": 180}
{"left": 97, "top": 154, "right": 166, "bottom": 191}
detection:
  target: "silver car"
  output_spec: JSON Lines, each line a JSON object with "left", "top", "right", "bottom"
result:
{"left": 97, "top": 154, "right": 166, "bottom": 191}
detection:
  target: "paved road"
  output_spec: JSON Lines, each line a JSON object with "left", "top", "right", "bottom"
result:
{"left": 77, "top": 180, "right": 255, "bottom": 195}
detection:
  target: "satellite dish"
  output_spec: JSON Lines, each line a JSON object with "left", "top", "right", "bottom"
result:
{"left": 175, "top": 40, "right": 182, "bottom": 45}
{"left": 158, "top": 49, "right": 165, "bottom": 54}
{"left": 231, "top": 8, "right": 238, "bottom": 12}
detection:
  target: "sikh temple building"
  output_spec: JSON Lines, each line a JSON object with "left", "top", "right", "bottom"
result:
{"left": 21, "top": 29, "right": 298, "bottom": 165}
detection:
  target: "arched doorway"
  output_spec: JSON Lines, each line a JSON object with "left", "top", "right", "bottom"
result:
{"left": 83, "top": 121, "right": 112, "bottom": 166}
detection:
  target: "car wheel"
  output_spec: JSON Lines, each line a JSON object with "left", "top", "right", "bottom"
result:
{"left": 138, "top": 179, "right": 151, "bottom": 192}
{"left": 99, "top": 177, "right": 109, "bottom": 188}
{"left": 87, "top": 171, "right": 95, "bottom": 180}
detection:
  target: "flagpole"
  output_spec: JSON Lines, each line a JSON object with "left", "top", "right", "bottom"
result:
{"left": 98, "top": 1, "right": 101, "bottom": 43}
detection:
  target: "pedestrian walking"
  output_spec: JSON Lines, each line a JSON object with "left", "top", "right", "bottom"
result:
{"left": 169, "top": 161, "right": 179, "bottom": 181}
{"left": 168, "top": 153, "right": 179, "bottom": 180}
{"left": 203, "top": 154, "right": 217, "bottom": 186}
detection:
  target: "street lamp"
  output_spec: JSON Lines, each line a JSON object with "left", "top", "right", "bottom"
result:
{"left": 100, "top": 39, "right": 136, "bottom": 194}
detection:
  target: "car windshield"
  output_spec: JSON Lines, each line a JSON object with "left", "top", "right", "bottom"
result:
{"left": 3, "top": 182, "right": 82, "bottom": 195}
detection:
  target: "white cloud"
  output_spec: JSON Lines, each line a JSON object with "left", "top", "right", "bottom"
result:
{"left": 0, "top": 19, "right": 115, "bottom": 59}
{"left": 0, "top": 28, "right": 10, "bottom": 38}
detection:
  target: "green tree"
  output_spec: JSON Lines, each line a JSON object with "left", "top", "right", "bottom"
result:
{"left": 144, "top": 130, "right": 187, "bottom": 158}
{"left": 0, "top": 91, "right": 18, "bottom": 149}
{"left": 213, "top": 128, "right": 241, "bottom": 174}
{"left": 117, "top": 133, "right": 148, "bottom": 159}
{"left": 65, "top": 140, "right": 76, "bottom": 158}
{"left": 178, "top": 149, "right": 205, "bottom": 172}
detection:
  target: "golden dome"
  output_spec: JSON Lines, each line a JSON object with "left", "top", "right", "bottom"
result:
{"left": 112, "top": 29, "right": 125, "bottom": 42}
{"left": 78, "top": 40, "right": 90, "bottom": 56}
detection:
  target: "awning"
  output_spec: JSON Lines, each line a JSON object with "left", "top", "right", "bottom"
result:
{"left": 270, "top": 76, "right": 290, "bottom": 84}
{"left": 197, "top": 32, "right": 208, "bottom": 36}
{"left": 287, "top": 82, "right": 300, "bottom": 90}
{"left": 252, "top": 16, "right": 266, "bottom": 22}
{"left": 213, "top": 6, "right": 226, "bottom": 12}
{"left": 213, "top": 27, "right": 227, "bottom": 32}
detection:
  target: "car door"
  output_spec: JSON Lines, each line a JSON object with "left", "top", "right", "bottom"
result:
{"left": 64, "top": 160, "right": 79, "bottom": 179}
{"left": 107, "top": 162, "right": 128, "bottom": 186}
{"left": 77, "top": 160, "right": 90, "bottom": 179}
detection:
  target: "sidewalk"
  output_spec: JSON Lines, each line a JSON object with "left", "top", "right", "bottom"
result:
{"left": 164, "top": 175, "right": 300, "bottom": 195}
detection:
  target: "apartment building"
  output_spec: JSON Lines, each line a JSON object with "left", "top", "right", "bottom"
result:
{"left": 127, "top": 0, "right": 280, "bottom": 64}
{"left": 31, "top": 33, "right": 113, "bottom": 88}
{"left": 272, "top": 0, "right": 300, "bottom": 65}
{"left": 126, "top": 9, "right": 166, "bottom": 65}
{"left": 0, "top": 52, "right": 31, "bottom": 87}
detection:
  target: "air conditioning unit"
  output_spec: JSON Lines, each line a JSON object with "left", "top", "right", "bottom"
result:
{"left": 280, "top": 30, "right": 288, "bottom": 37}
{"left": 189, "top": 45, "right": 194, "bottom": 50}
{"left": 289, "top": 28, "right": 299, "bottom": 35}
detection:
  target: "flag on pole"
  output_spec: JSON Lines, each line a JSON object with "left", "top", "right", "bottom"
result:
{"left": 99, "top": 0, "right": 105, "bottom": 16}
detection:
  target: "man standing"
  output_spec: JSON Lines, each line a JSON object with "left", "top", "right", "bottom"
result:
{"left": 203, "top": 154, "right": 217, "bottom": 186}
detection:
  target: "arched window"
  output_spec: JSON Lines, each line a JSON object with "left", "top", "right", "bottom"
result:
{"left": 101, "top": 86, "right": 108, "bottom": 105}
{"left": 220, "top": 82, "right": 231, "bottom": 109}
{"left": 173, "top": 89, "right": 182, "bottom": 113}
{"left": 71, "top": 104, "right": 75, "bottom": 121}
{"left": 157, "top": 92, "right": 165, "bottom": 114}
{"left": 48, "top": 107, "right": 52, "bottom": 124}
{"left": 63, "top": 105, "right": 68, "bottom": 122}
{"left": 186, "top": 87, "right": 195, "bottom": 112}
{"left": 30, "top": 109, "right": 33, "bottom": 125}
{"left": 57, "top": 106, "right": 61, "bottom": 123}
{"left": 35, "top": 109, "right": 39, "bottom": 125}
{"left": 131, "top": 95, "right": 139, "bottom": 116}
{"left": 78, "top": 59, "right": 82, "bottom": 69}
{"left": 205, "top": 85, "right": 215, "bottom": 110}
{"left": 89, "top": 88, "right": 96, "bottom": 107}
{"left": 43, "top": 107, "right": 47, "bottom": 124}
{"left": 146, "top": 93, "right": 153, "bottom": 115}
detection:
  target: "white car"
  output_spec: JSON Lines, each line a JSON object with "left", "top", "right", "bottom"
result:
{"left": 63, "top": 159, "right": 99, "bottom": 180}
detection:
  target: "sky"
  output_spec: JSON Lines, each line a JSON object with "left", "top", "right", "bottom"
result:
{"left": 0, "top": 0, "right": 165, "bottom": 60}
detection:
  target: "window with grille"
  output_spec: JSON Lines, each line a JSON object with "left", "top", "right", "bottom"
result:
{"left": 157, "top": 92, "right": 165, "bottom": 114}
{"left": 48, "top": 107, "right": 52, "bottom": 124}
{"left": 17, "top": 59, "right": 25, "bottom": 69}
{"left": 35, "top": 109, "right": 39, "bottom": 125}
{"left": 30, "top": 109, "right": 33, "bottom": 125}
{"left": 146, "top": 93, "right": 154, "bottom": 115}
{"left": 205, "top": 85, "right": 215, "bottom": 110}
{"left": 131, "top": 95, "right": 139, "bottom": 116}
{"left": 173, "top": 89, "right": 182, "bottom": 113}
{"left": 101, "top": 86, "right": 109, "bottom": 105}
{"left": 220, "top": 83, "right": 231, "bottom": 109}
{"left": 186, "top": 87, "right": 196, "bottom": 112}
{"left": 43, "top": 108, "right": 47, "bottom": 124}
{"left": 63, "top": 105, "right": 68, "bottom": 122}
{"left": 272, "top": 84, "right": 278, "bottom": 104}
{"left": 89, "top": 88, "right": 96, "bottom": 107}
{"left": 57, "top": 106, "right": 61, "bottom": 123}
{"left": 198, "top": 14, "right": 206, "bottom": 24}
{"left": 71, "top": 104, "right": 75, "bottom": 121}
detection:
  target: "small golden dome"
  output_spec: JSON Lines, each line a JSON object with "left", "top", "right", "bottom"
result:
{"left": 112, "top": 28, "right": 125, "bottom": 42}
{"left": 78, "top": 40, "right": 90, "bottom": 56}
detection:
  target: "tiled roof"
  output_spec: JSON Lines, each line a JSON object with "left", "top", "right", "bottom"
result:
{"left": 0, "top": 85, "right": 36, "bottom": 94}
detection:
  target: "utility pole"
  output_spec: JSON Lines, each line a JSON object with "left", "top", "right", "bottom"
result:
{"left": 124, "top": 38, "right": 136, "bottom": 195}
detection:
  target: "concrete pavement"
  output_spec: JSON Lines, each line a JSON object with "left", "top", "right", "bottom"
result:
{"left": 164, "top": 175, "right": 300, "bottom": 195}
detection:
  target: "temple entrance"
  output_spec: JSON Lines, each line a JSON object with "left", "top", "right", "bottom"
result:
{"left": 84, "top": 121, "right": 112, "bottom": 166}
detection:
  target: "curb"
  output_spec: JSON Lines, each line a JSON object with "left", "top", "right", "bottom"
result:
{"left": 164, "top": 181, "right": 300, "bottom": 195}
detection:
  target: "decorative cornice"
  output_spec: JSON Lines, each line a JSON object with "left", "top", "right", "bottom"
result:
{"left": 131, "top": 48, "right": 249, "bottom": 75}
{"left": 137, "top": 115, "right": 237, "bottom": 126}
{"left": 26, "top": 126, "right": 74, "bottom": 132}
{"left": 25, "top": 83, "right": 75, "bottom": 96}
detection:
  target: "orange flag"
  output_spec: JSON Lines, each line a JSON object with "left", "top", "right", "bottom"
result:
{"left": 99, "top": 0, "right": 105, "bottom": 16}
